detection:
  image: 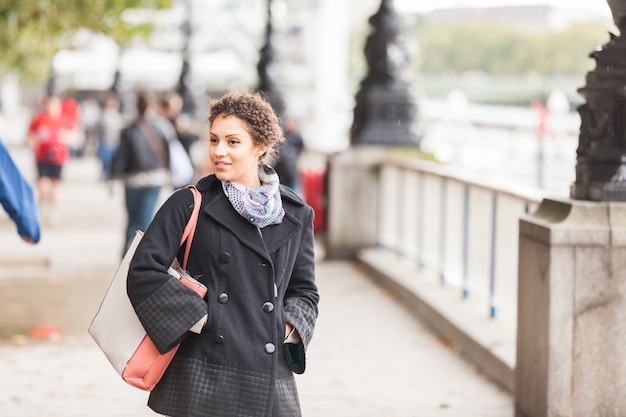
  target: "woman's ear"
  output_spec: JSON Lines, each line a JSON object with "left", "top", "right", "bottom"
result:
{"left": 257, "top": 144, "right": 268, "bottom": 158}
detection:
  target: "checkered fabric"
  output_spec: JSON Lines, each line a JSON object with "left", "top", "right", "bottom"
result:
{"left": 148, "top": 356, "right": 301, "bottom": 417}
{"left": 135, "top": 277, "right": 208, "bottom": 354}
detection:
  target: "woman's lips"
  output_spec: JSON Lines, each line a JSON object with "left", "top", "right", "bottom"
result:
{"left": 214, "top": 161, "right": 230, "bottom": 168}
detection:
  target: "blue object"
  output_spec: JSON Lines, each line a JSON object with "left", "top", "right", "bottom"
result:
{"left": 0, "top": 138, "right": 40, "bottom": 243}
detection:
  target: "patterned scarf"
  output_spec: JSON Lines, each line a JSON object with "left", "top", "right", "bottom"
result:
{"left": 222, "top": 165, "right": 285, "bottom": 228}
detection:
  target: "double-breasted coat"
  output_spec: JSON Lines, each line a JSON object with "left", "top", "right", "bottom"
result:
{"left": 127, "top": 174, "right": 319, "bottom": 417}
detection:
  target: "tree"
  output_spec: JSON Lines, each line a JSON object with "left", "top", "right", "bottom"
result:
{"left": 411, "top": 21, "right": 609, "bottom": 77}
{"left": 0, "top": 0, "right": 173, "bottom": 84}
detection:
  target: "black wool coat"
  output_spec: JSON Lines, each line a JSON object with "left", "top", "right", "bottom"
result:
{"left": 127, "top": 174, "right": 319, "bottom": 417}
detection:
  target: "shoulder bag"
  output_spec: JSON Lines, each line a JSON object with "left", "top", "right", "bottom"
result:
{"left": 88, "top": 185, "right": 205, "bottom": 391}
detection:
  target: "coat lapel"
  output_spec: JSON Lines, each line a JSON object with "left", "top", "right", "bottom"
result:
{"left": 258, "top": 210, "right": 301, "bottom": 253}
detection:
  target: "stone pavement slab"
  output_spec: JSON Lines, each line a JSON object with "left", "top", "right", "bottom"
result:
{"left": 0, "top": 260, "right": 513, "bottom": 417}
{"left": 298, "top": 261, "right": 513, "bottom": 417}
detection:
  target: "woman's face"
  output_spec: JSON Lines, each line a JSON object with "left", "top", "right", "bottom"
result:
{"left": 209, "top": 115, "right": 267, "bottom": 188}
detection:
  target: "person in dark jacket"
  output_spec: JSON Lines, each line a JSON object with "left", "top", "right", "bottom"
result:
{"left": 274, "top": 117, "right": 304, "bottom": 190}
{"left": 111, "top": 90, "right": 170, "bottom": 251}
{"left": 127, "top": 91, "right": 319, "bottom": 417}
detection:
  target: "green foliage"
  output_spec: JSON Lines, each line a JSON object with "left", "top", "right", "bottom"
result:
{"left": 0, "top": 0, "right": 173, "bottom": 84}
{"left": 411, "top": 21, "right": 610, "bottom": 77}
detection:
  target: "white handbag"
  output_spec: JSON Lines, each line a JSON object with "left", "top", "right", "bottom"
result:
{"left": 89, "top": 186, "right": 205, "bottom": 390}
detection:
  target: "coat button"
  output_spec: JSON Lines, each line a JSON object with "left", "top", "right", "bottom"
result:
{"left": 262, "top": 302, "right": 274, "bottom": 313}
{"left": 218, "top": 252, "right": 231, "bottom": 263}
{"left": 264, "top": 343, "right": 275, "bottom": 354}
{"left": 215, "top": 335, "right": 225, "bottom": 344}
{"left": 219, "top": 293, "right": 229, "bottom": 304}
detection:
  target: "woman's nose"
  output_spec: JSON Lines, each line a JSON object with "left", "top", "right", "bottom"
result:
{"left": 213, "top": 140, "right": 226, "bottom": 155}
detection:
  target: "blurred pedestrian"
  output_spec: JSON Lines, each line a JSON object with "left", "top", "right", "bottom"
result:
{"left": 27, "top": 94, "right": 70, "bottom": 224}
{"left": 0, "top": 138, "right": 40, "bottom": 244}
{"left": 156, "top": 91, "right": 195, "bottom": 189}
{"left": 159, "top": 90, "right": 200, "bottom": 156}
{"left": 96, "top": 94, "right": 124, "bottom": 182}
{"left": 81, "top": 96, "right": 102, "bottom": 156}
{"left": 274, "top": 117, "right": 304, "bottom": 190}
{"left": 127, "top": 90, "right": 319, "bottom": 416}
{"left": 111, "top": 90, "right": 170, "bottom": 252}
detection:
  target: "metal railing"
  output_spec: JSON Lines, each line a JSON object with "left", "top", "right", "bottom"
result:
{"left": 376, "top": 157, "right": 544, "bottom": 319}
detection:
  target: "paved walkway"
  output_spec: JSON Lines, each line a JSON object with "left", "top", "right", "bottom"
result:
{"left": 0, "top": 148, "right": 513, "bottom": 416}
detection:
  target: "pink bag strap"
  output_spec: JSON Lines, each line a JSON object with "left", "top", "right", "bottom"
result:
{"left": 179, "top": 185, "right": 201, "bottom": 270}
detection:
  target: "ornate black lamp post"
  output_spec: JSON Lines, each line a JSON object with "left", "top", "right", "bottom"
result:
{"left": 256, "top": 0, "right": 285, "bottom": 120}
{"left": 109, "top": 69, "right": 126, "bottom": 114}
{"left": 573, "top": 0, "right": 626, "bottom": 200}
{"left": 350, "top": 0, "right": 419, "bottom": 146}
{"left": 177, "top": 0, "right": 196, "bottom": 117}
{"left": 46, "top": 67, "right": 58, "bottom": 96}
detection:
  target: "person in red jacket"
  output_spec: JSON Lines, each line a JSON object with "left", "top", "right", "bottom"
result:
{"left": 27, "top": 95, "right": 70, "bottom": 224}
{"left": 59, "top": 96, "right": 84, "bottom": 157}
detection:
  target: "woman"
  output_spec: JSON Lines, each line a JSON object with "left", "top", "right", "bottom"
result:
{"left": 127, "top": 91, "right": 319, "bottom": 416}
{"left": 111, "top": 90, "right": 170, "bottom": 251}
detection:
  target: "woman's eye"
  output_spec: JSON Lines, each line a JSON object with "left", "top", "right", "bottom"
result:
{"left": 209, "top": 138, "right": 217, "bottom": 143}
{"left": 229, "top": 140, "right": 239, "bottom": 145}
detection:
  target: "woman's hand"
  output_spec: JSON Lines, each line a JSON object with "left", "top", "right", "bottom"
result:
{"left": 284, "top": 323, "right": 300, "bottom": 344}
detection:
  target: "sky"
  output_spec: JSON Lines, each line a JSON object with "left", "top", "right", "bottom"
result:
{"left": 395, "top": 0, "right": 612, "bottom": 18}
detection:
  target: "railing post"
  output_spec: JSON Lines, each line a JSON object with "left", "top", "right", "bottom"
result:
{"left": 376, "top": 166, "right": 384, "bottom": 248}
{"left": 439, "top": 178, "right": 447, "bottom": 285}
{"left": 462, "top": 184, "right": 470, "bottom": 299}
{"left": 397, "top": 167, "right": 405, "bottom": 257}
{"left": 417, "top": 173, "right": 425, "bottom": 270}
{"left": 489, "top": 192, "right": 498, "bottom": 318}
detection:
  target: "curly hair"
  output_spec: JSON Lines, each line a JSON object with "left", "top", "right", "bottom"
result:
{"left": 207, "top": 91, "right": 285, "bottom": 165}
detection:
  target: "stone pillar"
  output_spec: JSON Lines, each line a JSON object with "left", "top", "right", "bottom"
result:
{"left": 324, "top": 146, "right": 389, "bottom": 259}
{"left": 516, "top": 198, "right": 626, "bottom": 417}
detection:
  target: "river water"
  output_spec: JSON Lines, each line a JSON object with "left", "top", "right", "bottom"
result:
{"left": 419, "top": 97, "right": 580, "bottom": 198}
